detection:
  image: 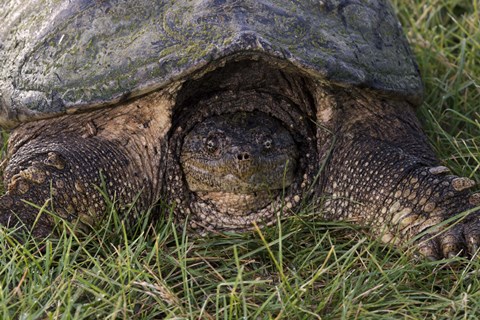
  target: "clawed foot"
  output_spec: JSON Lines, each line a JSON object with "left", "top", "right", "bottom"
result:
{"left": 416, "top": 192, "right": 480, "bottom": 260}
{"left": 0, "top": 194, "right": 55, "bottom": 238}
{"left": 396, "top": 167, "right": 480, "bottom": 260}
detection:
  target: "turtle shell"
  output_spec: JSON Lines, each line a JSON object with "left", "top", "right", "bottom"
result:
{"left": 0, "top": 0, "right": 422, "bottom": 128}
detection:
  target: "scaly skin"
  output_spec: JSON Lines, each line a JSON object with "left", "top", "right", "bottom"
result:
{"left": 320, "top": 90, "right": 480, "bottom": 259}
{"left": 0, "top": 91, "right": 172, "bottom": 237}
{"left": 0, "top": 135, "right": 139, "bottom": 237}
{"left": 0, "top": 65, "right": 478, "bottom": 259}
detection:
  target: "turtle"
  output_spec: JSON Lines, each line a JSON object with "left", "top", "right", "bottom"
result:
{"left": 0, "top": 0, "right": 478, "bottom": 260}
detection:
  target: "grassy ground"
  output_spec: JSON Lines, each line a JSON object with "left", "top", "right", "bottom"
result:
{"left": 1, "top": 0, "right": 479, "bottom": 319}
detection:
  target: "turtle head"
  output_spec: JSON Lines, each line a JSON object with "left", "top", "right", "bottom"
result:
{"left": 181, "top": 111, "right": 298, "bottom": 196}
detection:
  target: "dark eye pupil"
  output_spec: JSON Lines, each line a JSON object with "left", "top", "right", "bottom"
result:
{"left": 264, "top": 140, "right": 272, "bottom": 149}
{"left": 206, "top": 138, "right": 217, "bottom": 151}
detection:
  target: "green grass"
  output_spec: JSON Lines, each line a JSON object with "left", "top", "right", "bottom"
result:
{"left": 1, "top": 0, "right": 479, "bottom": 319}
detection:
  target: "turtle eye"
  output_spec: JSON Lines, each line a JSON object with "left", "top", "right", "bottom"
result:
{"left": 205, "top": 136, "right": 218, "bottom": 153}
{"left": 263, "top": 139, "right": 272, "bottom": 150}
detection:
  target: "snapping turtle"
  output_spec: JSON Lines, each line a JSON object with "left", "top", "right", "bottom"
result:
{"left": 0, "top": 0, "right": 478, "bottom": 259}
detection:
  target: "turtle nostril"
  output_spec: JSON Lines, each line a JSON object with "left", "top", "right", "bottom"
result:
{"left": 237, "top": 153, "right": 250, "bottom": 161}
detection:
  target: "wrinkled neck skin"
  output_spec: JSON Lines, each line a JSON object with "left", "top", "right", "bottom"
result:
{"left": 165, "top": 61, "right": 321, "bottom": 231}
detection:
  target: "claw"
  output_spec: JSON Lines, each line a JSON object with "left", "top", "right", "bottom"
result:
{"left": 452, "top": 177, "right": 475, "bottom": 192}
{"left": 464, "top": 222, "right": 480, "bottom": 256}
{"left": 470, "top": 193, "right": 480, "bottom": 206}
{"left": 417, "top": 237, "right": 441, "bottom": 260}
{"left": 439, "top": 231, "right": 464, "bottom": 258}
{"left": 467, "top": 238, "right": 480, "bottom": 257}
{"left": 429, "top": 166, "right": 450, "bottom": 175}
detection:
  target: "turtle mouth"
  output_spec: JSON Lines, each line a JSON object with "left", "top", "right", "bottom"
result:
{"left": 181, "top": 157, "right": 298, "bottom": 194}
{"left": 195, "top": 190, "right": 281, "bottom": 215}
{"left": 204, "top": 172, "right": 285, "bottom": 193}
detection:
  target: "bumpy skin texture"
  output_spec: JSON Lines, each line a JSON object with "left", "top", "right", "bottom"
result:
{"left": 163, "top": 62, "right": 318, "bottom": 231}
{"left": 0, "top": 135, "right": 136, "bottom": 238}
{"left": 0, "top": 59, "right": 479, "bottom": 260}
{"left": 320, "top": 91, "right": 480, "bottom": 259}
{"left": 0, "top": 91, "right": 172, "bottom": 237}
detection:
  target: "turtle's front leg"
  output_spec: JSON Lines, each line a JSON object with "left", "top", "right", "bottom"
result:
{"left": 0, "top": 133, "right": 150, "bottom": 238}
{"left": 0, "top": 97, "right": 170, "bottom": 238}
{"left": 322, "top": 95, "right": 480, "bottom": 259}
{"left": 324, "top": 138, "right": 480, "bottom": 259}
